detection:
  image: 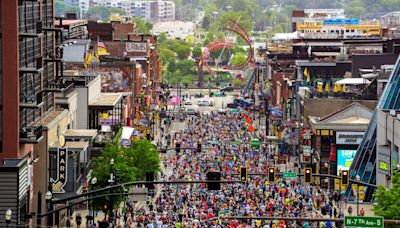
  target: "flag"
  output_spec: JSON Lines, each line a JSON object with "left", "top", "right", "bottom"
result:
{"left": 325, "top": 83, "right": 330, "bottom": 92}
{"left": 83, "top": 51, "right": 89, "bottom": 69}
{"left": 317, "top": 83, "right": 323, "bottom": 93}
{"left": 333, "top": 84, "right": 337, "bottom": 93}
{"left": 342, "top": 84, "right": 347, "bottom": 92}
{"left": 97, "top": 41, "right": 110, "bottom": 56}
{"left": 337, "top": 84, "right": 341, "bottom": 91}
{"left": 303, "top": 68, "right": 310, "bottom": 83}
{"left": 84, "top": 50, "right": 94, "bottom": 68}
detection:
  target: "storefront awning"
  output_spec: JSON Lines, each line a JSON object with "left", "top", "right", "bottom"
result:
{"left": 64, "top": 129, "right": 98, "bottom": 141}
{"left": 89, "top": 93, "right": 123, "bottom": 110}
{"left": 50, "top": 141, "right": 89, "bottom": 152}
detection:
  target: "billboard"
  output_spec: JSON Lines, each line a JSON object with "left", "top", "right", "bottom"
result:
{"left": 337, "top": 149, "right": 357, "bottom": 175}
{"left": 99, "top": 66, "right": 131, "bottom": 92}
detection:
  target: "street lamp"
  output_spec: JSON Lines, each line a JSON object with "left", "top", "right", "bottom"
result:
{"left": 356, "top": 175, "right": 361, "bottom": 216}
{"left": 5, "top": 208, "right": 12, "bottom": 228}
{"left": 89, "top": 177, "right": 97, "bottom": 226}
{"left": 109, "top": 159, "right": 115, "bottom": 227}
{"left": 45, "top": 191, "right": 53, "bottom": 227}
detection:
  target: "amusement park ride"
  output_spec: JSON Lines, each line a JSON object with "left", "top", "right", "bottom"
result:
{"left": 201, "top": 18, "right": 264, "bottom": 101}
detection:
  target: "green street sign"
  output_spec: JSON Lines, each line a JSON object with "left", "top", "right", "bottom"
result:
{"left": 344, "top": 216, "right": 384, "bottom": 228}
{"left": 283, "top": 172, "right": 297, "bottom": 179}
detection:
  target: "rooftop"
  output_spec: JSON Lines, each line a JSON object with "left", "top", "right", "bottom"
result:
{"left": 54, "top": 19, "right": 88, "bottom": 28}
{"left": 89, "top": 93, "right": 123, "bottom": 108}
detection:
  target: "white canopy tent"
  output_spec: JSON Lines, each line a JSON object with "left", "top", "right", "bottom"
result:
{"left": 335, "top": 78, "right": 371, "bottom": 85}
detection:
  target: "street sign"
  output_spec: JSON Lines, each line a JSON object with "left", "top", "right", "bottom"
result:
{"left": 283, "top": 172, "right": 297, "bottom": 179}
{"left": 344, "top": 216, "right": 384, "bottom": 228}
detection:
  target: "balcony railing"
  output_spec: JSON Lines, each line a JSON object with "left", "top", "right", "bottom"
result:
{"left": 20, "top": 125, "right": 43, "bottom": 144}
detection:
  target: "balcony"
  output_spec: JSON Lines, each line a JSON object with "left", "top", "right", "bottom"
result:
{"left": 20, "top": 91, "right": 44, "bottom": 109}
{"left": 20, "top": 57, "right": 44, "bottom": 74}
{"left": 19, "top": 21, "right": 44, "bottom": 38}
{"left": 20, "top": 125, "right": 43, "bottom": 144}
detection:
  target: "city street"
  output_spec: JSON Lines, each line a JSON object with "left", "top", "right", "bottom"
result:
{"left": 123, "top": 108, "right": 346, "bottom": 227}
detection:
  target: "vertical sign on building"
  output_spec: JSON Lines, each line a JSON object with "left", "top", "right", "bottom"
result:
{"left": 285, "top": 98, "right": 291, "bottom": 120}
{"left": 52, "top": 135, "right": 68, "bottom": 193}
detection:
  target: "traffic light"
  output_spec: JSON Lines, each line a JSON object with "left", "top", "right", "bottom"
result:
{"left": 206, "top": 171, "right": 221, "bottom": 190}
{"left": 115, "top": 171, "right": 121, "bottom": 184}
{"left": 304, "top": 168, "right": 312, "bottom": 184}
{"left": 145, "top": 172, "right": 155, "bottom": 192}
{"left": 175, "top": 142, "right": 180, "bottom": 153}
{"left": 268, "top": 167, "right": 276, "bottom": 182}
{"left": 341, "top": 170, "right": 349, "bottom": 185}
{"left": 197, "top": 143, "right": 202, "bottom": 153}
{"left": 240, "top": 167, "right": 248, "bottom": 182}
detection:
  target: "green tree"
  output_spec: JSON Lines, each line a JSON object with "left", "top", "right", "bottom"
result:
{"left": 134, "top": 18, "right": 153, "bottom": 34}
{"left": 158, "top": 32, "right": 168, "bottom": 43}
{"left": 192, "top": 47, "right": 202, "bottom": 59}
{"left": 176, "top": 59, "right": 195, "bottom": 74}
{"left": 231, "top": 52, "right": 247, "bottom": 66}
{"left": 345, "top": 0, "right": 367, "bottom": 18}
{"left": 158, "top": 48, "right": 176, "bottom": 64}
{"left": 175, "top": 45, "right": 191, "bottom": 59}
{"left": 373, "top": 172, "right": 400, "bottom": 219}
{"left": 232, "top": 78, "right": 242, "bottom": 88}
{"left": 90, "top": 142, "right": 136, "bottom": 213}
{"left": 124, "top": 139, "right": 161, "bottom": 180}
{"left": 90, "top": 140, "right": 160, "bottom": 213}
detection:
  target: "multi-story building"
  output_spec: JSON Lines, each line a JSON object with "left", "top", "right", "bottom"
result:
{"left": 64, "top": 0, "right": 90, "bottom": 16}
{"left": 0, "top": 0, "right": 68, "bottom": 227}
{"left": 292, "top": 9, "right": 345, "bottom": 32}
{"left": 95, "top": 0, "right": 175, "bottom": 22}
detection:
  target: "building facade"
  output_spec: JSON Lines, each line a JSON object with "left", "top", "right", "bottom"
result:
{"left": 95, "top": 0, "right": 175, "bottom": 22}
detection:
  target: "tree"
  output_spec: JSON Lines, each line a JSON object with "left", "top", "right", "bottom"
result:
{"left": 232, "top": 78, "right": 242, "bottom": 88}
{"left": 124, "top": 139, "right": 161, "bottom": 180}
{"left": 192, "top": 47, "right": 202, "bottom": 59}
{"left": 175, "top": 45, "right": 191, "bottom": 59}
{"left": 133, "top": 18, "right": 153, "bottom": 34}
{"left": 158, "top": 32, "right": 168, "bottom": 43}
{"left": 231, "top": 53, "right": 247, "bottom": 66}
{"left": 176, "top": 59, "right": 195, "bottom": 74}
{"left": 373, "top": 172, "right": 400, "bottom": 220}
{"left": 90, "top": 140, "right": 160, "bottom": 213}
{"left": 158, "top": 48, "right": 176, "bottom": 64}
{"left": 90, "top": 142, "right": 135, "bottom": 214}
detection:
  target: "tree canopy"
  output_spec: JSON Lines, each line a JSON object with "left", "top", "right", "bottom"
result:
{"left": 373, "top": 172, "right": 400, "bottom": 219}
{"left": 90, "top": 140, "right": 160, "bottom": 212}
{"left": 133, "top": 18, "right": 153, "bottom": 34}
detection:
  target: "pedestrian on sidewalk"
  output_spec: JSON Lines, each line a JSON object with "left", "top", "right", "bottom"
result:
{"left": 76, "top": 213, "right": 82, "bottom": 228}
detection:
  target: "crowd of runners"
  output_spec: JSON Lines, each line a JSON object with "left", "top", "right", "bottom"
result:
{"left": 119, "top": 111, "right": 345, "bottom": 227}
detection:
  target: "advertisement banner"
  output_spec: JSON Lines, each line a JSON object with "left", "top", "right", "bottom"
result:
{"left": 337, "top": 149, "right": 357, "bottom": 175}
{"left": 336, "top": 132, "right": 364, "bottom": 145}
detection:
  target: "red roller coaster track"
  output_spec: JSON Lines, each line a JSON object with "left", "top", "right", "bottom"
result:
{"left": 202, "top": 19, "right": 254, "bottom": 75}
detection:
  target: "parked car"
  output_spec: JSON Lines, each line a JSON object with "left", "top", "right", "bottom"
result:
{"left": 197, "top": 100, "right": 212, "bottom": 106}
{"left": 194, "top": 93, "right": 204, "bottom": 98}
{"left": 184, "top": 100, "right": 192, "bottom": 106}
{"left": 220, "top": 86, "right": 234, "bottom": 92}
